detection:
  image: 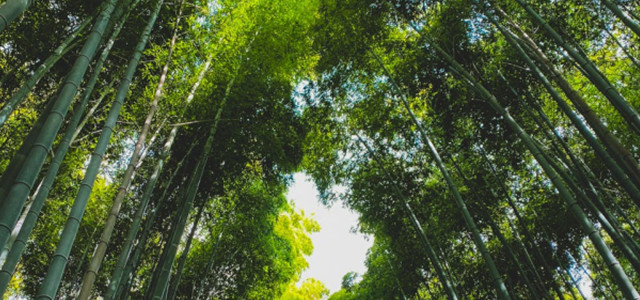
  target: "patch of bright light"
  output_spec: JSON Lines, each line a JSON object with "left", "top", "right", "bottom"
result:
{"left": 288, "top": 173, "right": 372, "bottom": 295}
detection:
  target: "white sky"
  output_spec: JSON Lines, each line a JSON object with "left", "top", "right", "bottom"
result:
{"left": 288, "top": 173, "right": 373, "bottom": 294}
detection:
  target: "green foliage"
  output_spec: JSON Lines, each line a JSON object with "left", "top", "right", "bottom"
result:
{"left": 279, "top": 278, "right": 329, "bottom": 300}
{"left": 2, "top": 0, "right": 640, "bottom": 298}
{"left": 173, "top": 170, "right": 319, "bottom": 299}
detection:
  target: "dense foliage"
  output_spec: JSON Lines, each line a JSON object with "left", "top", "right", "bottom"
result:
{"left": 0, "top": 0, "right": 639, "bottom": 298}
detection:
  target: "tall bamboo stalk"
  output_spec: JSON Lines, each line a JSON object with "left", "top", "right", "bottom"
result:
{"left": 166, "top": 205, "right": 204, "bottom": 299}
{"left": 148, "top": 71, "right": 238, "bottom": 299}
{"left": 420, "top": 33, "right": 640, "bottom": 299}
{"left": 477, "top": 142, "right": 570, "bottom": 299}
{"left": 76, "top": 1, "right": 184, "bottom": 296}
{"left": 0, "top": 75, "right": 115, "bottom": 296}
{"left": 115, "top": 143, "right": 198, "bottom": 299}
{"left": 476, "top": 142, "right": 568, "bottom": 298}
{"left": 0, "top": 0, "right": 119, "bottom": 253}
{"left": 601, "top": 0, "right": 640, "bottom": 38}
{"left": 371, "top": 49, "right": 510, "bottom": 300}
{"left": 34, "top": 2, "right": 163, "bottom": 297}
{"left": 355, "top": 133, "right": 459, "bottom": 300}
{"left": 513, "top": 0, "right": 640, "bottom": 136}
{"left": 0, "top": 0, "right": 33, "bottom": 33}
{"left": 108, "top": 139, "right": 199, "bottom": 299}
{"left": 195, "top": 221, "right": 228, "bottom": 299}
{"left": 449, "top": 157, "right": 544, "bottom": 299}
{"left": 501, "top": 71, "right": 640, "bottom": 268}
{"left": 602, "top": 25, "right": 640, "bottom": 70}
{"left": 486, "top": 3, "right": 640, "bottom": 207}
{"left": 539, "top": 142, "right": 640, "bottom": 272}
{"left": 0, "top": 15, "right": 93, "bottom": 129}
{"left": 0, "top": 90, "right": 56, "bottom": 204}
{"left": 105, "top": 58, "right": 210, "bottom": 300}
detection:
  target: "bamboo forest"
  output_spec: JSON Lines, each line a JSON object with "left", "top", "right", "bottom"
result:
{"left": 1, "top": 0, "right": 640, "bottom": 299}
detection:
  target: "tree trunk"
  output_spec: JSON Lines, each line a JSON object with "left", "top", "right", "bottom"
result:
{"left": 0, "top": 0, "right": 34, "bottom": 33}
{"left": 0, "top": 0, "right": 119, "bottom": 253}
{"left": 513, "top": 0, "right": 640, "bottom": 136}
{"left": 450, "top": 158, "right": 545, "bottom": 299}
{"left": 105, "top": 58, "right": 210, "bottom": 299}
{"left": 486, "top": 4, "right": 640, "bottom": 207}
{"left": 603, "top": 25, "right": 640, "bottom": 70}
{"left": 422, "top": 33, "right": 640, "bottom": 299}
{"left": 195, "top": 221, "right": 227, "bottom": 300}
{"left": 601, "top": 0, "right": 640, "bottom": 38}
{"left": 0, "top": 79, "right": 113, "bottom": 297}
{"left": 355, "top": 133, "right": 459, "bottom": 300}
{"left": 147, "top": 71, "right": 238, "bottom": 300}
{"left": 0, "top": 14, "right": 92, "bottom": 129}
{"left": 371, "top": 50, "right": 510, "bottom": 300}
{"left": 34, "top": 1, "right": 163, "bottom": 297}
{"left": 76, "top": 0, "right": 183, "bottom": 295}
{"left": 167, "top": 205, "right": 204, "bottom": 300}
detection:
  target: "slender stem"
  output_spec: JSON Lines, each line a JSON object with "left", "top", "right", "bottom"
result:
{"left": 35, "top": 1, "right": 163, "bottom": 297}
{"left": 370, "top": 48, "right": 510, "bottom": 300}
{"left": 0, "top": 14, "right": 93, "bottom": 129}
{"left": 0, "top": 0, "right": 34, "bottom": 33}
{"left": 355, "top": 133, "right": 459, "bottom": 300}
{"left": 0, "top": 0, "right": 118, "bottom": 264}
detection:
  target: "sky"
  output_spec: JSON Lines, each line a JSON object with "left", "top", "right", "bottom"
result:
{"left": 287, "top": 173, "right": 373, "bottom": 295}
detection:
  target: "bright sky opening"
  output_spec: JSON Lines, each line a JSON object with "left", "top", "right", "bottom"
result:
{"left": 287, "top": 173, "right": 373, "bottom": 294}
